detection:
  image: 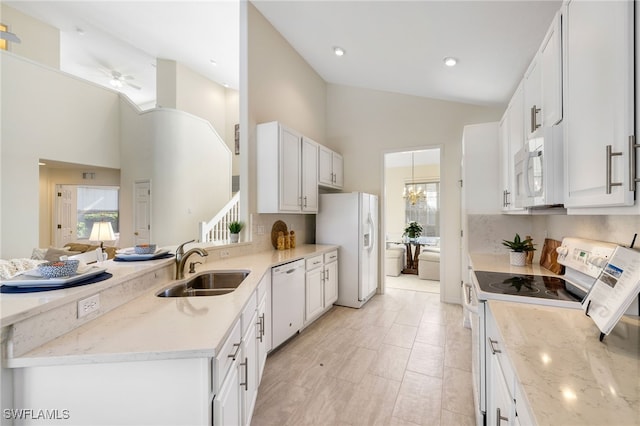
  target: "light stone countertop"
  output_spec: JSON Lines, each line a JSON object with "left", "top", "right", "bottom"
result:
{"left": 1, "top": 257, "right": 175, "bottom": 326}
{"left": 4, "top": 244, "right": 337, "bottom": 368}
{"left": 488, "top": 300, "right": 640, "bottom": 426}
{"left": 469, "top": 253, "right": 559, "bottom": 276}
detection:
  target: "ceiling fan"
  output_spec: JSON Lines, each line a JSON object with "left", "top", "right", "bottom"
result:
{"left": 107, "top": 70, "right": 141, "bottom": 90}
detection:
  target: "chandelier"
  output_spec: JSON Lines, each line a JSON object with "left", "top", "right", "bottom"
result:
{"left": 402, "top": 152, "right": 425, "bottom": 205}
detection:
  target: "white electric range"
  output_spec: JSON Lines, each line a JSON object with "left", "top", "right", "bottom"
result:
{"left": 463, "top": 237, "right": 640, "bottom": 426}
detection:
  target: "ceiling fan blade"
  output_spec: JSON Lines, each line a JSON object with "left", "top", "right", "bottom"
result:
{"left": 125, "top": 81, "right": 141, "bottom": 90}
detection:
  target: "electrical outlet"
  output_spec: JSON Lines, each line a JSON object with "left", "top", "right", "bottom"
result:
{"left": 78, "top": 294, "right": 100, "bottom": 318}
{"left": 220, "top": 250, "right": 230, "bottom": 258}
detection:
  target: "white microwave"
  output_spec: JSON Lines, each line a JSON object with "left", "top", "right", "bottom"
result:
{"left": 514, "top": 125, "right": 564, "bottom": 208}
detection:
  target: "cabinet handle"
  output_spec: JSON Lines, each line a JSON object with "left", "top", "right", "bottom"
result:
{"left": 530, "top": 105, "right": 541, "bottom": 133}
{"left": 228, "top": 343, "right": 241, "bottom": 360}
{"left": 488, "top": 338, "right": 501, "bottom": 354}
{"left": 496, "top": 408, "right": 509, "bottom": 425}
{"left": 505, "top": 191, "right": 511, "bottom": 207}
{"left": 325, "top": 269, "right": 329, "bottom": 281}
{"left": 606, "top": 145, "right": 623, "bottom": 194}
{"left": 256, "top": 313, "right": 265, "bottom": 342}
{"left": 304, "top": 196, "right": 308, "bottom": 208}
{"left": 239, "top": 357, "right": 248, "bottom": 391}
{"left": 629, "top": 135, "right": 639, "bottom": 191}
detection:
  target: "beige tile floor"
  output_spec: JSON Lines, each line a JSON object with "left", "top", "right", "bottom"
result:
{"left": 251, "top": 287, "right": 475, "bottom": 426}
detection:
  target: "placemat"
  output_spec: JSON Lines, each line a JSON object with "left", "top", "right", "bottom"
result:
{"left": 1, "top": 272, "right": 113, "bottom": 294}
{"left": 113, "top": 253, "right": 174, "bottom": 262}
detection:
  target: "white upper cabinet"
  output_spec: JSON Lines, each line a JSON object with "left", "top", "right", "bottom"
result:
{"left": 501, "top": 82, "right": 527, "bottom": 213}
{"left": 564, "top": 0, "right": 635, "bottom": 210}
{"left": 257, "top": 122, "right": 319, "bottom": 214}
{"left": 318, "top": 145, "right": 344, "bottom": 189}
{"left": 540, "top": 11, "right": 563, "bottom": 127}
{"left": 524, "top": 10, "right": 564, "bottom": 138}
{"left": 524, "top": 56, "right": 543, "bottom": 137}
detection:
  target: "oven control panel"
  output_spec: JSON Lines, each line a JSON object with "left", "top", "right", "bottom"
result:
{"left": 556, "top": 237, "right": 618, "bottom": 279}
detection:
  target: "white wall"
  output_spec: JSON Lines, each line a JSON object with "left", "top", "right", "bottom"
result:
{"left": 246, "top": 2, "right": 326, "bottom": 247}
{"left": 1, "top": 53, "right": 121, "bottom": 258}
{"left": 119, "top": 101, "right": 231, "bottom": 248}
{"left": 326, "top": 84, "right": 503, "bottom": 303}
{"left": 0, "top": 4, "right": 60, "bottom": 69}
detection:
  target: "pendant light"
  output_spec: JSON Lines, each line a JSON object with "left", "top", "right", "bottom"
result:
{"left": 403, "top": 152, "right": 425, "bottom": 205}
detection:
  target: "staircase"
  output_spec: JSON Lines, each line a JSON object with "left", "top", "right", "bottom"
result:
{"left": 199, "top": 192, "right": 240, "bottom": 244}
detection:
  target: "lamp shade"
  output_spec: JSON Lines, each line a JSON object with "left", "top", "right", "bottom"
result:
{"left": 90, "top": 221, "right": 115, "bottom": 242}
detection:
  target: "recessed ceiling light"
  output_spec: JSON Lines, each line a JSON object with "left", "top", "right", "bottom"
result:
{"left": 444, "top": 57, "right": 458, "bottom": 67}
{"left": 333, "top": 46, "right": 345, "bottom": 57}
{"left": 222, "top": 83, "right": 229, "bottom": 88}
{"left": 38, "top": 162, "right": 46, "bottom": 166}
{"left": 210, "top": 59, "right": 218, "bottom": 66}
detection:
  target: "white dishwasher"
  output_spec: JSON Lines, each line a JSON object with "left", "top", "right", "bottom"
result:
{"left": 271, "top": 259, "right": 305, "bottom": 349}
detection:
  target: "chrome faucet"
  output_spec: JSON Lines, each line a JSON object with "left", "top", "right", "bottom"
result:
{"left": 175, "top": 240, "right": 209, "bottom": 280}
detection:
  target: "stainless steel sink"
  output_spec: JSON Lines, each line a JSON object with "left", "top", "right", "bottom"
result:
{"left": 156, "top": 270, "right": 249, "bottom": 297}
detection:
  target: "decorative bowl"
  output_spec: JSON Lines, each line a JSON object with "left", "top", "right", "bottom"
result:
{"left": 37, "top": 260, "right": 80, "bottom": 278}
{"left": 134, "top": 244, "right": 157, "bottom": 255}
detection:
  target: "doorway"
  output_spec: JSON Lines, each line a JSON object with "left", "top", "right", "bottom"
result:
{"left": 382, "top": 148, "right": 442, "bottom": 294}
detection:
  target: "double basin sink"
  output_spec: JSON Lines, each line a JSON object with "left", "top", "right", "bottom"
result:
{"left": 156, "top": 270, "right": 249, "bottom": 298}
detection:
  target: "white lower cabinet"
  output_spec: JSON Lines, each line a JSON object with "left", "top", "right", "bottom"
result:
{"left": 323, "top": 251, "right": 338, "bottom": 307}
{"left": 215, "top": 353, "right": 242, "bottom": 426}
{"left": 305, "top": 255, "right": 325, "bottom": 324}
{"left": 241, "top": 309, "right": 259, "bottom": 426}
{"left": 485, "top": 305, "right": 533, "bottom": 426}
{"left": 304, "top": 251, "right": 339, "bottom": 326}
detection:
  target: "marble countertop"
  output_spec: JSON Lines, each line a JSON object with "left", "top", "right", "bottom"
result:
{"left": 1, "top": 257, "right": 174, "bottom": 326}
{"left": 469, "top": 253, "right": 559, "bottom": 276}
{"left": 4, "top": 244, "right": 337, "bottom": 368}
{"left": 488, "top": 300, "right": 640, "bottom": 426}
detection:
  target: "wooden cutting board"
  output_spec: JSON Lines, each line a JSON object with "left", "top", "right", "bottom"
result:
{"left": 539, "top": 238, "right": 564, "bottom": 274}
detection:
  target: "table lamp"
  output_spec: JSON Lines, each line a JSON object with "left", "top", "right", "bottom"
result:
{"left": 90, "top": 221, "right": 115, "bottom": 251}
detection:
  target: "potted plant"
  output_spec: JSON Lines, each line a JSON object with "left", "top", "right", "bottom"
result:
{"left": 228, "top": 221, "right": 244, "bottom": 243}
{"left": 403, "top": 221, "right": 423, "bottom": 242}
{"left": 502, "top": 233, "right": 535, "bottom": 266}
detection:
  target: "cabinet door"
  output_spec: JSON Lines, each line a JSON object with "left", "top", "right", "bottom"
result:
{"left": 214, "top": 357, "right": 241, "bottom": 426}
{"left": 541, "top": 11, "right": 563, "bottom": 126}
{"left": 305, "top": 268, "right": 324, "bottom": 324}
{"left": 302, "top": 137, "right": 319, "bottom": 212}
{"left": 564, "top": 0, "right": 635, "bottom": 208}
{"left": 499, "top": 114, "right": 511, "bottom": 211}
{"left": 323, "top": 260, "right": 338, "bottom": 306}
{"left": 318, "top": 145, "right": 334, "bottom": 186}
{"left": 524, "top": 56, "right": 542, "bottom": 137}
{"left": 279, "top": 127, "right": 302, "bottom": 212}
{"left": 332, "top": 152, "right": 344, "bottom": 188}
{"left": 242, "top": 310, "right": 259, "bottom": 426}
{"left": 505, "top": 83, "right": 526, "bottom": 212}
{"left": 257, "top": 295, "right": 268, "bottom": 380}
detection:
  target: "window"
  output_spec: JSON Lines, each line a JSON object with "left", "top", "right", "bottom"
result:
{"left": 76, "top": 186, "right": 119, "bottom": 239}
{"left": 405, "top": 181, "right": 439, "bottom": 237}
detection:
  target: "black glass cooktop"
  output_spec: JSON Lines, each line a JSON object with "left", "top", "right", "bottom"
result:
{"left": 473, "top": 271, "right": 584, "bottom": 302}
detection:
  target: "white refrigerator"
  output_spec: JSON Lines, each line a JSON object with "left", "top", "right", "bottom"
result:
{"left": 316, "top": 192, "right": 378, "bottom": 308}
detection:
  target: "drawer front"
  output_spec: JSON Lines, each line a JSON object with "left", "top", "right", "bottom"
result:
{"left": 257, "top": 273, "right": 269, "bottom": 304}
{"left": 324, "top": 250, "right": 338, "bottom": 263}
{"left": 306, "top": 255, "right": 323, "bottom": 270}
{"left": 241, "top": 291, "right": 257, "bottom": 335}
{"left": 214, "top": 319, "right": 242, "bottom": 392}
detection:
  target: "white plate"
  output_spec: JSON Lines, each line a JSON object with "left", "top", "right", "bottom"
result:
{"left": 0, "top": 266, "right": 108, "bottom": 287}
{"left": 114, "top": 249, "right": 171, "bottom": 261}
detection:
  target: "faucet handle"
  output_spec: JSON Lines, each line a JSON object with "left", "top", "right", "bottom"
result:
{"left": 176, "top": 239, "right": 196, "bottom": 256}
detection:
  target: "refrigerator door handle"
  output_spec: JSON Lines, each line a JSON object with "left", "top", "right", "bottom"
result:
{"left": 366, "top": 213, "right": 375, "bottom": 252}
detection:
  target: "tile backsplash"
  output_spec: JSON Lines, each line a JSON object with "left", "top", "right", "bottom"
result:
{"left": 468, "top": 214, "right": 640, "bottom": 260}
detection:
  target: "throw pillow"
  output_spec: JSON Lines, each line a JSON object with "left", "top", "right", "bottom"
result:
{"left": 44, "top": 247, "right": 81, "bottom": 262}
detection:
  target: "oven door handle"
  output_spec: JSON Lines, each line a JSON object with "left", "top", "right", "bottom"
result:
{"left": 462, "top": 282, "right": 479, "bottom": 314}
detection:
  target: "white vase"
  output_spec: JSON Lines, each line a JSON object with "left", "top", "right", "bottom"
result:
{"left": 230, "top": 233, "right": 239, "bottom": 243}
{"left": 509, "top": 251, "right": 526, "bottom": 266}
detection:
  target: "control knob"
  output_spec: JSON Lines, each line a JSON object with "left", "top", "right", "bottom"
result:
{"left": 556, "top": 246, "right": 569, "bottom": 258}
